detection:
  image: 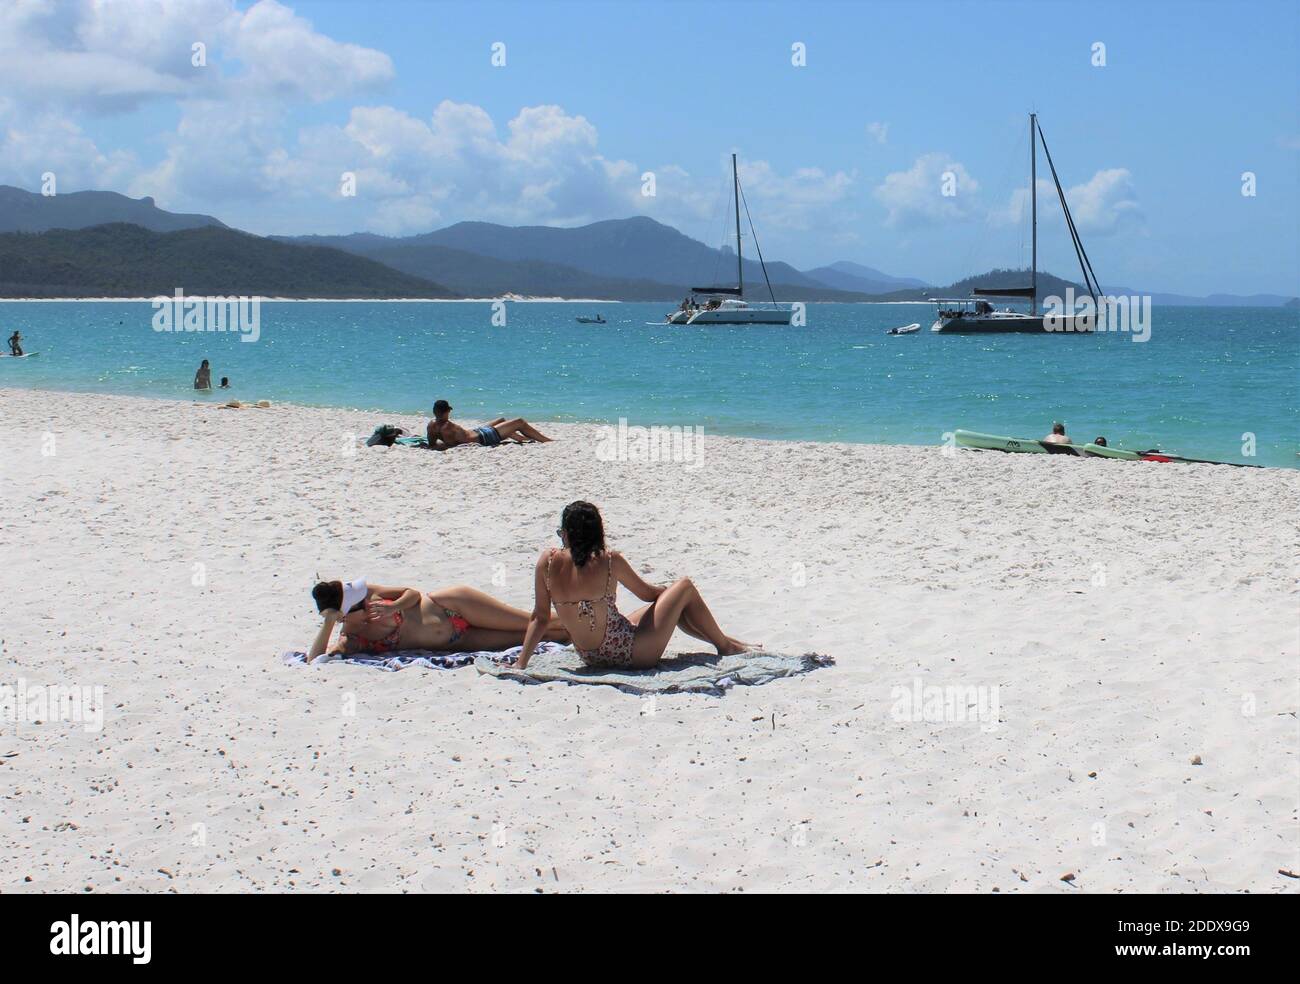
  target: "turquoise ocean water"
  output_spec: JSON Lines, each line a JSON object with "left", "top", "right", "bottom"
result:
{"left": 1, "top": 301, "right": 1296, "bottom": 467}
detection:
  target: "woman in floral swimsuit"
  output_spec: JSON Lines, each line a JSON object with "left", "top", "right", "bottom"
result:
{"left": 515, "top": 501, "right": 757, "bottom": 670}
{"left": 307, "top": 579, "right": 569, "bottom": 663}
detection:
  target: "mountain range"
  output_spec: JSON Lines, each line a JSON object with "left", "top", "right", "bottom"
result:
{"left": 0, "top": 224, "right": 455, "bottom": 299}
{"left": 0, "top": 185, "right": 226, "bottom": 235}
{"left": 0, "top": 184, "right": 1294, "bottom": 306}
{"left": 801, "top": 260, "right": 928, "bottom": 294}
{"left": 271, "top": 219, "right": 879, "bottom": 301}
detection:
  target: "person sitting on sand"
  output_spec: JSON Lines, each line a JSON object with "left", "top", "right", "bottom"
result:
{"left": 1042, "top": 421, "right": 1071, "bottom": 445}
{"left": 308, "top": 578, "right": 570, "bottom": 664}
{"left": 425, "top": 399, "right": 553, "bottom": 450}
{"left": 514, "top": 501, "right": 758, "bottom": 671}
{"left": 8, "top": 331, "right": 22, "bottom": 356}
{"left": 194, "top": 360, "right": 212, "bottom": 390}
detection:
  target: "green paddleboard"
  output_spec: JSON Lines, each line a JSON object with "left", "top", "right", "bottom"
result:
{"left": 954, "top": 429, "right": 1086, "bottom": 455}
{"left": 1082, "top": 443, "right": 1142, "bottom": 460}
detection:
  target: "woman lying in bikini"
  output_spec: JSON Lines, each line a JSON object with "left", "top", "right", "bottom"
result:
{"left": 515, "top": 501, "right": 758, "bottom": 670}
{"left": 308, "top": 579, "right": 569, "bottom": 663}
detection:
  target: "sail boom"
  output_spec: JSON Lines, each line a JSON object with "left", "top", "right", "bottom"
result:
{"left": 972, "top": 287, "right": 1035, "bottom": 298}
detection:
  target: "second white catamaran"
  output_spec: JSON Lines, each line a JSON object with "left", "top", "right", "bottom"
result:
{"left": 665, "top": 153, "right": 794, "bottom": 325}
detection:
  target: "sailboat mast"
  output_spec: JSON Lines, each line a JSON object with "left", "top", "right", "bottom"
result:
{"left": 733, "top": 153, "right": 743, "bottom": 297}
{"left": 1030, "top": 113, "right": 1037, "bottom": 316}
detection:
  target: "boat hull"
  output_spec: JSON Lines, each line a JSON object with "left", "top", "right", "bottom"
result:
{"left": 687, "top": 308, "right": 792, "bottom": 325}
{"left": 666, "top": 307, "right": 792, "bottom": 325}
{"left": 932, "top": 314, "right": 1093, "bottom": 334}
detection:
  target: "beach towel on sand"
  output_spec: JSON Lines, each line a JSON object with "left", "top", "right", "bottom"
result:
{"left": 282, "top": 645, "right": 833, "bottom": 695}
{"left": 477, "top": 648, "right": 834, "bottom": 696}
{"left": 280, "top": 641, "right": 569, "bottom": 672}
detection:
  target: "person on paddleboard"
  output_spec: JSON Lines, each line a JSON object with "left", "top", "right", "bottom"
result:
{"left": 1042, "top": 421, "right": 1072, "bottom": 445}
{"left": 7, "top": 331, "right": 22, "bottom": 356}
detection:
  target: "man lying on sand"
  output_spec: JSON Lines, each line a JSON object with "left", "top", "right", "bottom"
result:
{"left": 426, "top": 399, "right": 553, "bottom": 450}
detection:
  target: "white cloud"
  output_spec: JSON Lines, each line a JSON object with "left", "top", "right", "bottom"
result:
{"left": 123, "top": 99, "right": 646, "bottom": 234}
{"left": 732, "top": 159, "right": 854, "bottom": 234}
{"left": 739, "top": 160, "right": 853, "bottom": 207}
{"left": 506, "top": 105, "right": 598, "bottom": 160}
{"left": 1065, "top": 168, "right": 1141, "bottom": 234}
{"left": 0, "top": 0, "right": 391, "bottom": 114}
{"left": 228, "top": 0, "right": 394, "bottom": 103}
{"left": 0, "top": 99, "right": 137, "bottom": 190}
{"left": 873, "top": 152, "right": 979, "bottom": 227}
{"left": 0, "top": 0, "right": 861, "bottom": 245}
{"left": 0, "top": 0, "right": 393, "bottom": 205}
{"left": 867, "top": 121, "right": 888, "bottom": 145}
{"left": 997, "top": 169, "right": 1142, "bottom": 236}
{"left": 316, "top": 102, "right": 641, "bottom": 232}
{"left": 995, "top": 178, "right": 1042, "bottom": 227}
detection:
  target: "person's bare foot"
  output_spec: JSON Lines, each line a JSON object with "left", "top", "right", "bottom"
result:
{"left": 718, "top": 639, "right": 759, "bottom": 656}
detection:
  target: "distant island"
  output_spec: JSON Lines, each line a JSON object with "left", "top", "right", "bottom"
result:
{"left": 0, "top": 224, "right": 455, "bottom": 299}
{"left": 0, "top": 184, "right": 1294, "bottom": 306}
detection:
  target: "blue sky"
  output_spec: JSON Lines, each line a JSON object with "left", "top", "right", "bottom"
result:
{"left": 1, "top": 0, "right": 1296, "bottom": 293}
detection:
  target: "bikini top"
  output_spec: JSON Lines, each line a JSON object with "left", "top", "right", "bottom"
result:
{"left": 345, "top": 608, "right": 403, "bottom": 654}
{"left": 546, "top": 549, "right": 615, "bottom": 635}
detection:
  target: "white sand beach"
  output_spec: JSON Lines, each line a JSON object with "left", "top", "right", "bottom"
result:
{"left": 1, "top": 387, "right": 1296, "bottom": 894}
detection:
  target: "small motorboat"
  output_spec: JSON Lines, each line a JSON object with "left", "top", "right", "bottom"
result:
{"left": 575, "top": 314, "right": 606, "bottom": 324}
{"left": 886, "top": 323, "right": 920, "bottom": 335}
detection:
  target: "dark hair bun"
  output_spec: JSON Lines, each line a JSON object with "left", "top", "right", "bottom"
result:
{"left": 312, "top": 580, "right": 343, "bottom": 613}
{"left": 561, "top": 501, "right": 605, "bottom": 568}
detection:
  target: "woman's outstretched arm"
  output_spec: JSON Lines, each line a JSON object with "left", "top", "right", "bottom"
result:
{"left": 307, "top": 614, "right": 339, "bottom": 663}
{"left": 611, "top": 552, "right": 664, "bottom": 602}
{"left": 516, "top": 551, "right": 553, "bottom": 670}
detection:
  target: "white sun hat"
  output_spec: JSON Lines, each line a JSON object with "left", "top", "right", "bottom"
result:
{"left": 340, "top": 578, "right": 368, "bottom": 615}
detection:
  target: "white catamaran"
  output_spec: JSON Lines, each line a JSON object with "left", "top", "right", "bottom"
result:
{"left": 666, "top": 153, "right": 794, "bottom": 325}
{"left": 931, "top": 113, "right": 1104, "bottom": 333}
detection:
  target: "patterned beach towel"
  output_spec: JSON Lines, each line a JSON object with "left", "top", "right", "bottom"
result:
{"left": 280, "top": 641, "right": 569, "bottom": 673}
{"left": 475, "top": 648, "right": 834, "bottom": 696}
